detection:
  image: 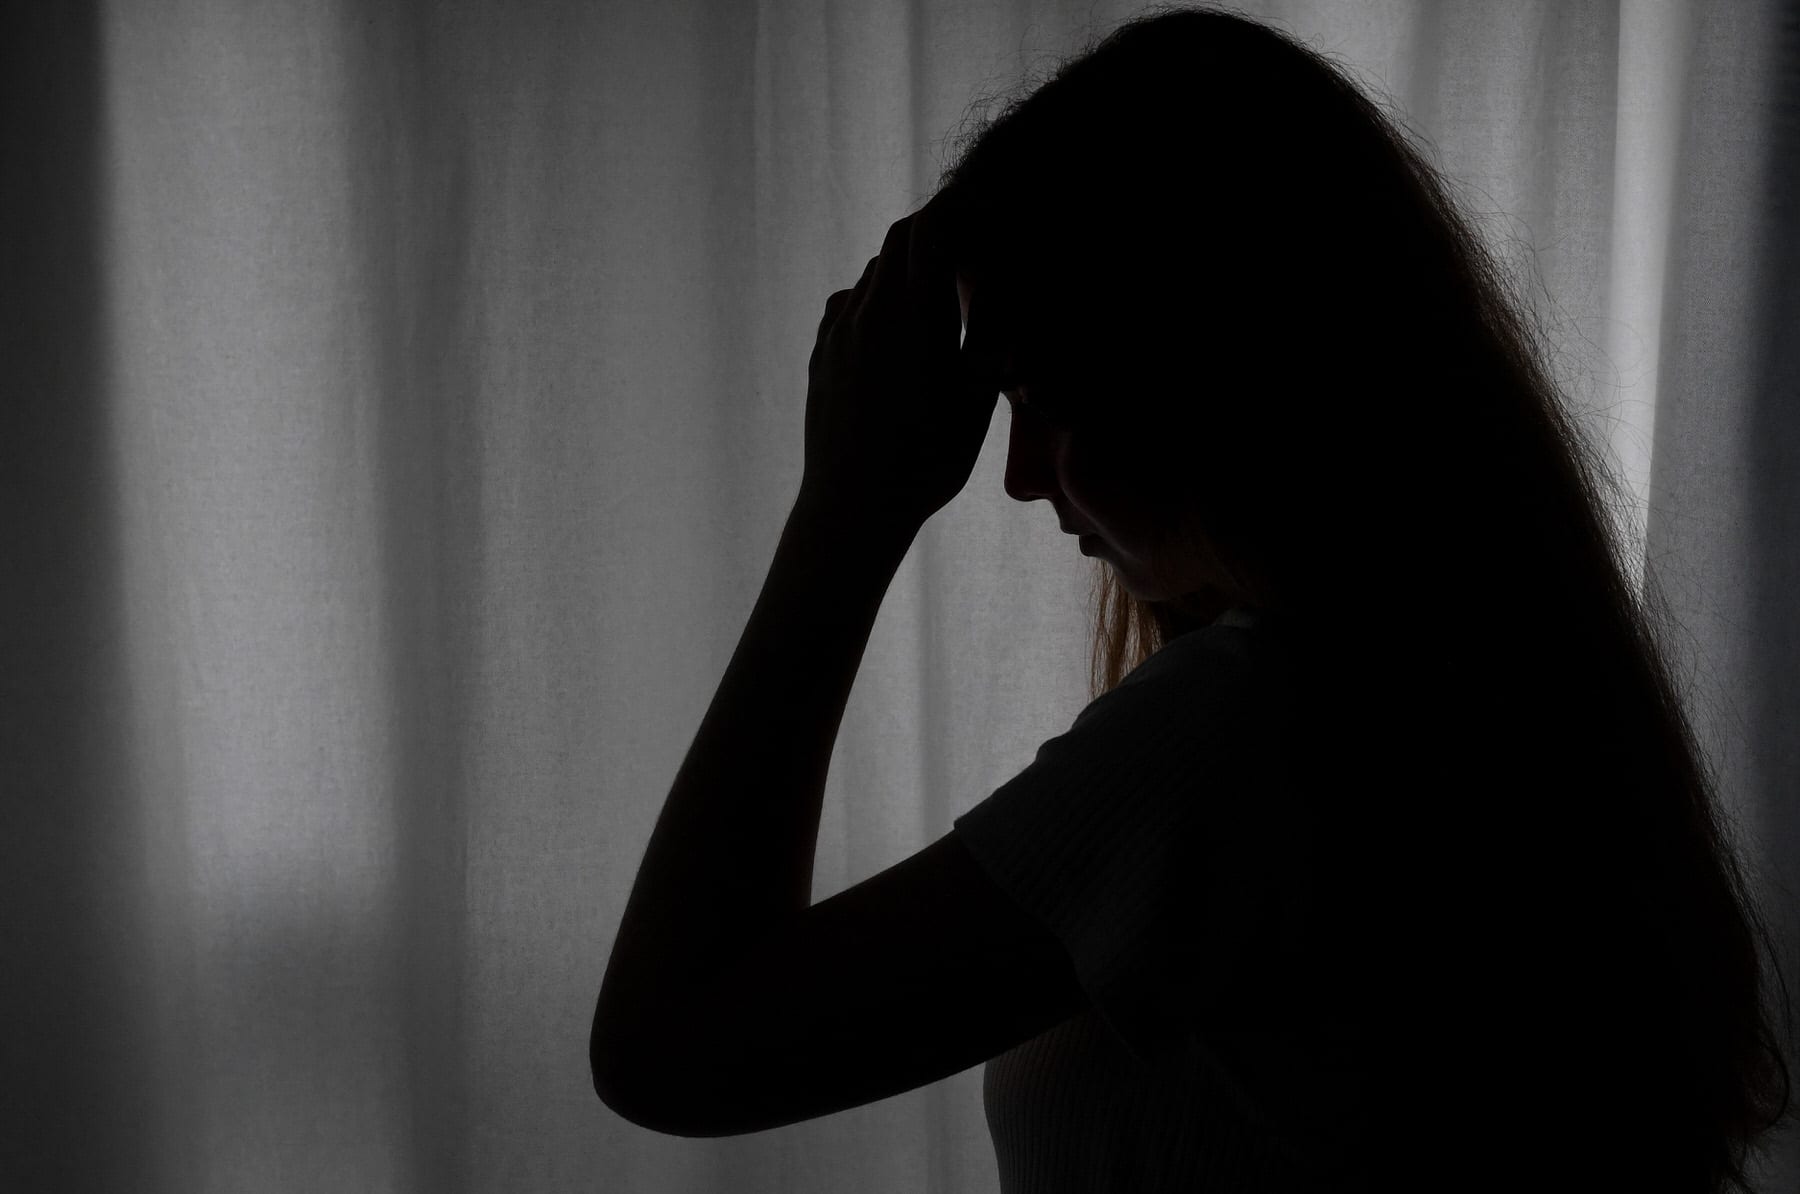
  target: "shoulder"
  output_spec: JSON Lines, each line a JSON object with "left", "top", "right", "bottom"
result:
{"left": 1105, "top": 618, "right": 1266, "bottom": 703}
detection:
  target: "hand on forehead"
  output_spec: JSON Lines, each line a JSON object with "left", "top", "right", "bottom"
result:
{"left": 955, "top": 277, "right": 1025, "bottom": 391}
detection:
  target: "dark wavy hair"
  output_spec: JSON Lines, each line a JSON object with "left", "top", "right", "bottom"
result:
{"left": 930, "top": 5, "right": 1794, "bottom": 1190}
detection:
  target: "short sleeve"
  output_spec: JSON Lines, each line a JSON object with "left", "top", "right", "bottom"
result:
{"left": 951, "top": 622, "right": 1292, "bottom": 1070}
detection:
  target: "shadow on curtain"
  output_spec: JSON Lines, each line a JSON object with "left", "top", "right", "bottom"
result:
{"left": 1, "top": 3, "right": 141, "bottom": 1191}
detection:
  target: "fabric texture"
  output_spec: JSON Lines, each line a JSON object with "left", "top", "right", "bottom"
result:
{"left": 952, "top": 609, "right": 1367, "bottom": 1192}
{"left": 5, "top": 3, "right": 1799, "bottom": 1192}
{"left": 954, "top": 610, "right": 1279, "bottom": 1071}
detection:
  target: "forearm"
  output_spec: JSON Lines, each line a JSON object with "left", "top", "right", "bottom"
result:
{"left": 595, "top": 493, "right": 913, "bottom": 1033}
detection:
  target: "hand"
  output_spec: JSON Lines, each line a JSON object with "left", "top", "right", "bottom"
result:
{"left": 800, "top": 192, "right": 1001, "bottom": 541}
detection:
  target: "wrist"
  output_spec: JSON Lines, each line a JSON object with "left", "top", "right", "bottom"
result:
{"left": 791, "top": 487, "right": 922, "bottom": 561}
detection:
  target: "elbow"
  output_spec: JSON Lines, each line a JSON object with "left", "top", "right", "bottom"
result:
{"left": 592, "top": 1010, "right": 744, "bottom": 1138}
{"left": 591, "top": 1055, "right": 705, "bottom": 1137}
{"left": 590, "top": 972, "right": 653, "bottom": 1114}
{"left": 590, "top": 1007, "right": 651, "bottom": 1125}
{"left": 592, "top": 1066, "right": 656, "bottom": 1132}
{"left": 590, "top": 1008, "right": 688, "bottom": 1136}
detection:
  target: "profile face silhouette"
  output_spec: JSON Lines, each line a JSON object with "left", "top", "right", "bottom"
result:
{"left": 957, "top": 269, "right": 1224, "bottom": 606}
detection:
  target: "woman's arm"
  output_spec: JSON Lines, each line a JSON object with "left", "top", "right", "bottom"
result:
{"left": 592, "top": 494, "right": 912, "bottom": 1053}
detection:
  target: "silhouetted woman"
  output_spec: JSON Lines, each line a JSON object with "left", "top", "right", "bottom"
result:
{"left": 594, "top": 7, "right": 1795, "bottom": 1191}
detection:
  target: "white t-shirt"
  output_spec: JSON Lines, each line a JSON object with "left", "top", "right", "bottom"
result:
{"left": 951, "top": 607, "right": 1374, "bottom": 1192}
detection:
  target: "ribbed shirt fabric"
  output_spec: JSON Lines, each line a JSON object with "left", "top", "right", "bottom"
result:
{"left": 951, "top": 607, "right": 1373, "bottom": 1194}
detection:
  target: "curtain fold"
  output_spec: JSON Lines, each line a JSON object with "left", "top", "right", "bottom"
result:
{"left": 4, "top": 1, "right": 1795, "bottom": 1190}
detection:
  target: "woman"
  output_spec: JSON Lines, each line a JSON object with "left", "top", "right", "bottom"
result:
{"left": 594, "top": 6, "right": 1794, "bottom": 1190}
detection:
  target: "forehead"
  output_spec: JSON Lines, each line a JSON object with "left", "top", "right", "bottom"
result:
{"left": 956, "top": 272, "right": 1080, "bottom": 381}
{"left": 955, "top": 275, "right": 1025, "bottom": 388}
{"left": 955, "top": 270, "right": 1032, "bottom": 335}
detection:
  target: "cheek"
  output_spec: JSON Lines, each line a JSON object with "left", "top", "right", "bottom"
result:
{"left": 1061, "top": 442, "right": 1128, "bottom": 509}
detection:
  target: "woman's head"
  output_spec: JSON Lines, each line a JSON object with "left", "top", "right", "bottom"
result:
{"left": 932, "top": 2, "right": 1531, "bottom": 673}
{"left": 933, "top": 4, "right": 1794, "bottom": 1189}
{"left": 956, "top": 270, "right": 1255, "bottom": 615}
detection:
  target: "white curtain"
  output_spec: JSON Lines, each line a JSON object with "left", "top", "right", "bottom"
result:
{"left": 6, "top": 1, "right": 1797, "bottom": 1190}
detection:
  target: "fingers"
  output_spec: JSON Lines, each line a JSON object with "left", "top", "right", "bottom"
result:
{"left": 821, "top": 287, "right": 855, "bottom": 335}
{"left": 902, "top": 201, "right": 957, "bottom": 301}
{"left": 855, "top": 217, "right": 910, "bottom": 325}
{"left": 840, "top": 205, "right": 959, "bottom": 345}
{"left": 905, "top": 208, "right": 933, "bottom": 300}
{"left": 822, "top": 255, "right": 876, "bottom": 344}
{"left": 908, "top": 208, "right": 961, "bottom": 348}
{"left": 960, "top": 297, "right": 1020, "bottom": 395}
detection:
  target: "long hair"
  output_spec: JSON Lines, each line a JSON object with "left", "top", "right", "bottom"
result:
{"left": 930, "top": 5, "right": 1794, "bottom": 1190}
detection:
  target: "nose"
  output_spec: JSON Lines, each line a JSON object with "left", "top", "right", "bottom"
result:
{"left": 1002, "top": 408, "right": 1065, "bottom": 505}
